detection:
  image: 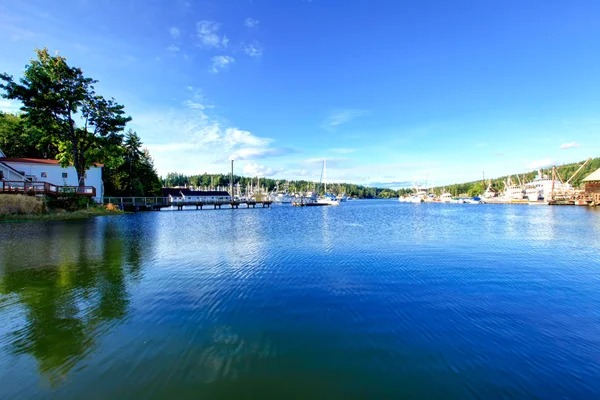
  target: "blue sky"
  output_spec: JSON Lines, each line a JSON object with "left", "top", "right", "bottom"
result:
{"left": 1, "top": 0, "right": 599, "bottom": 187}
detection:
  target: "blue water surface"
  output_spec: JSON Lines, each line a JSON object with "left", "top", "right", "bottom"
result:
{"left": 1, "top": 201, "right": 600, "bottom": 399}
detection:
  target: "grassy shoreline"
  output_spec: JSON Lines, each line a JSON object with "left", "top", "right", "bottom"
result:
{"left": 0, "top": 194, "right": 125, "bottom": 222}
{"left": 0, "top": 208, "right": 125, "bottom": 222}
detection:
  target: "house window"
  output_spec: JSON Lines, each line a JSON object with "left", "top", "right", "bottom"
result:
{"left": 41, "top": 172, "right": 48, "bottom": 178}
{"left": 62, "top": 172, "right": 68, "bottom": 178}
{"left": 18, "top": 171, "right": 25, "bottom": 176}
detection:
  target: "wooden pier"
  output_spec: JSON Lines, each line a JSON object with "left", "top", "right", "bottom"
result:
{"left": 103, "top": 197, "right": 272, "bottom": 212}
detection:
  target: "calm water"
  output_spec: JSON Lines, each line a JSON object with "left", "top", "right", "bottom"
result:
{"left": 1, "top": 201, "right": 600, "bottom": 399}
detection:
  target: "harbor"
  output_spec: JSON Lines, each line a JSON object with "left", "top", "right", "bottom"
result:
{"left": 398, "top": 161, "right": 600, "bottom": 207}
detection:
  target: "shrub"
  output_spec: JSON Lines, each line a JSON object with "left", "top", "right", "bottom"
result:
{"left": 0, "top": 195, "right": 46, "bottom": 215}
{"left": 105, "top": 203, "right": 119, "bottom": 211}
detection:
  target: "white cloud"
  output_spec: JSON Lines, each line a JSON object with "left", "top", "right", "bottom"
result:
{"left": 526, "top": 158, "right": 556, "bottom": 169}
{"left": 243, "top": 163, "right": 276, "bottom": 177}
{"left": 167, "top": 45, "right": 180, "bottom": 52}
{"left": 183, "top": 100, "right": 207, "bottom": 110}
{"left": 130, "top": 92, "right": 289, "bottom": 175}
{"left": 169, "top": 27, "right": 180, "bottom": 39}
{"left": 324, "top": 109, "right": 369, "bottom": 129}
{"left": 196, "top": 21, "right": 229, "bottom": 48}
{"left": 210, "top": 55, "right": 234, "bottom": 73}
{"left": 0, "top": 99, "right": 21, "bottom": 113}
{"left": 244, "top": 18, "right": 259, "bottom": 28}
{"left": 223, "top": 128, "right": 272, "bottom": 148}
{"left": 560, "top": 142, "right": 580, "bottom": 149}
{"left": 243, "top": 42, "right": 263, "bottom": 58}
{"left": 330, "top": 148, "right": 356, "bottom": 154}
{"left": 475, "top": 143, "right": 487, "bottom": 147}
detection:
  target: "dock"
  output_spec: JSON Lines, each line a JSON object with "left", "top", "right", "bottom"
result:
{"left": 103, "top": 197, "right": 272, "bottom": 212}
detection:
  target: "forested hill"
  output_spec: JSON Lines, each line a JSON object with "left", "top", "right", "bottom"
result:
{"left": 430, "top": 157, "right": 600, "bottom": 197}
{"left": 162, "top": 172, "right": 399, "bottom": 199}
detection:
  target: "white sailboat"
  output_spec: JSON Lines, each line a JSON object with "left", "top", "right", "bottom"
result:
{"left": 318, "top": 159, "right": 340, "bottom": 206}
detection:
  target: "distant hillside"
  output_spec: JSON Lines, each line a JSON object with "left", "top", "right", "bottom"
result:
{"left": 429, "top": 157, "right": 600, "bottom": 197}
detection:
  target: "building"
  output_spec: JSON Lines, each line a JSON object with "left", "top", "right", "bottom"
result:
{"left": 582, "top": 167, "right": 600, "bottom": 204}
{"left": 0, "top": 154, "right": 104, "bottom": 202}
{"left": 161, "top": 188, "right": 231, "bottom": 203}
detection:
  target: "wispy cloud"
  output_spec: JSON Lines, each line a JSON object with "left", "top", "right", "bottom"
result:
{"left": 168, "top": 27, "right": 180, "bottom": 39}
{"left": 302, "top": 157, "right": 353, "bottom": 168}
{"left": 210, "top": 55, "right": 234, "bottom": 73}
{"left": 323, "top": 109, "right": 369, "bottom": 129}
{"left": 230, "top": 147, "right": 297, "bottom": 161}
{"left": 197, "top": 21, "right": 229, "bottom": 48}
{"left": 330, "top": 148, "right": 356, "bottom": 154}
{"left": 166, "top": 44, "right": 180, "bottom": 52}
{"left": 243, "top": 42, "right": 263, "bottom": 58}
{"left": 244, "top": 18, "right": 259, "bottom": 28}
{"left": 526, "top": 158, "right": 555, "bottom": 169}
{"left": 560, "top": 142, "right": 580, "bottom": 149}
{"left": 475, "top": 143, "right": 487, "bottom": 147}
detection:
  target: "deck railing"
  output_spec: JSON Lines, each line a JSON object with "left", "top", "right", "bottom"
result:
{"left": 0, "top": 181, "right": 96, "bottom": 197}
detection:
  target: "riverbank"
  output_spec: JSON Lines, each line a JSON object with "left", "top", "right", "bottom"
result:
{"left": 0, "top": 194, "right": 124, "bottom": 222}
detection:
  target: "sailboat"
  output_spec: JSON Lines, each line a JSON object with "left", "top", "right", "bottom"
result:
{"left": 292, "top": 158, "right": 340, "bottom": 206}
{"left": 318, "top": 159, "right": 340, "bottom": 206}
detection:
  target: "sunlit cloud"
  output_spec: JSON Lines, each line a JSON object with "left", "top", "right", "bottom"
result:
{"left": 244, "top": 18, "right": 259, "bottom": 28}
{"left": 210, "top": 55, "right": 234, "bottom": 73}
{"left": 168, "top": 27, "right": 180, "bottom": 38}
{"left": 323, "top": 109, "right": 369, "bottom": 129}
{"left": 243, "top": 42, "right": 263, "bottom": 58}
{"left": 196, "top": 21, "right": 229, "bottom": 48}
{"left": 559, "top": 142, "right": 580, "bottom": 149}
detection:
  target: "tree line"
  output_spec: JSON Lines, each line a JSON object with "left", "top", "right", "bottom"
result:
{"left": 162, "top": 172, "right": 399, "bottom": 199}
{"left": 0, "top": 48, "right": 162, "bottom": 197}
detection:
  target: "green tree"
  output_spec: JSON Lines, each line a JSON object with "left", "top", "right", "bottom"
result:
{"left": 0, "top": 112, "right": 58, "bottom": 158}
{"left": 0, "top": 48, "right": 131, "bottom": 188}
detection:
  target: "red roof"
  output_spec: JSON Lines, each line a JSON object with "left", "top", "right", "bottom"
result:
{"left": 0, "top": 158, "right": 103, "bottom": 167}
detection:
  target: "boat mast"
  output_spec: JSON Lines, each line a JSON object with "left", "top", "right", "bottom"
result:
{"left": 324, "top": 158, "right": 327, "bottom": 195}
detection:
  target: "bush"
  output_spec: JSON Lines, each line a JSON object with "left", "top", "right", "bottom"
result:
{"left": 46, "top": 192, "right": 94, "bottom": 211}
{"left": 105, "top": 203, "right": 119, "bottom": 211}
{"left": 0, "top": 194, "right": 46, "bottom": 215}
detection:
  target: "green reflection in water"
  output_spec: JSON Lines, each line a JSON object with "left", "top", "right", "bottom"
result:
{"left": 0, "top": 221, "right": 142, "bottom": 385}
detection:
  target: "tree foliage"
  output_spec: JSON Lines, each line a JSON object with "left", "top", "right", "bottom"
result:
{"left": 0, "top": 112, "right": 57, "bottom": 159}
{"left": 0, "top": 48, "right": 131, "bottom": 186}
{"left": 103, "top": 130, "right": 162, "bottom": 197}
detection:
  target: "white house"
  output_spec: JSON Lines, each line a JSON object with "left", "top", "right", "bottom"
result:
{"left": 161, "top": 188, "right": 231, "bottom": 203}
{"left": 0, "top": 154, "right": 104, "bottom": 202}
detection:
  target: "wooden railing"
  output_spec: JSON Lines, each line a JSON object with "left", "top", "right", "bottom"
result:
{"left": 0, "top": 181, "right": 96, "bottom": 197}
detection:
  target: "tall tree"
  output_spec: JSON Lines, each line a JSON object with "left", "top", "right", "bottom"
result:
{"left": 0, "top": 48, "right": 131, "bottom": 187}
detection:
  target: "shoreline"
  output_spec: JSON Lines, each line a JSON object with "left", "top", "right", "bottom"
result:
{"left": 0, "top": 208, "right": 125, "bottom": 222}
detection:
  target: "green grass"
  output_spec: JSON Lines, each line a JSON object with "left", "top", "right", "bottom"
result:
{"left": 0, "top": 194, "right": 124, "bottom": 222}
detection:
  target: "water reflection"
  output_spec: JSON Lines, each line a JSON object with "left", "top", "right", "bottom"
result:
{"left": 0, "top": 220, "right": 141, "bottom": 384}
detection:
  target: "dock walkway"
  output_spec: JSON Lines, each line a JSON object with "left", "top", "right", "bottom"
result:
{"left": 103, "top": 197, "right": 272, "bottom": 211}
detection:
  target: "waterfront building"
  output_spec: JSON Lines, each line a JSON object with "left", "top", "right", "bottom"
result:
{"left": 0, "top": 151, "right": 104, "bottom": 202}
{"left": 582, "top": 168, "right": 600, "bottom": 204}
